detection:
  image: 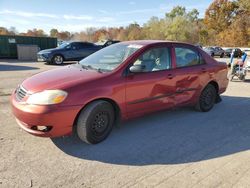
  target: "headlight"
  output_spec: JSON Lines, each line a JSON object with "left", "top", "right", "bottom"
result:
{"left": 26, "top": 90, "right": 68, "bottom": 105}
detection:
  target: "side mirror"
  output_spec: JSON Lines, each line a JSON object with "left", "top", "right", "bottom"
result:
{"left": 129, "top": 64, "right": 146, "bottom": 73}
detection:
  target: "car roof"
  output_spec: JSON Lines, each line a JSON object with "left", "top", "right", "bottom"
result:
{"left": 120, "top": 40, "right": 196, "bottom": 46}
{"left": 69, "top": 41, "right": 93, "bottom": 44}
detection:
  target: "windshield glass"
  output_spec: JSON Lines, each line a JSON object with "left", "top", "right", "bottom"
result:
{"left": 79, "top": 43, "right": 143, "bottom": 72}
{"left": 57, "top": 42, "right": 70, "bottom": 49}
{"left": 95, "top": 40, "right": 107, "bottom": 46}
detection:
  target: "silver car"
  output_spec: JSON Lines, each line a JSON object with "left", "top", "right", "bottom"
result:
{"left": 204, "top": 47, "right": 225, "bottom": 58}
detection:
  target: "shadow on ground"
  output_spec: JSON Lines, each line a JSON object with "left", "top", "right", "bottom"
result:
{"left": 52, "top": 96, "right": 250, "bottom": 166}
{"left": 0, "top": 64, "right": 39, "bottom": 71}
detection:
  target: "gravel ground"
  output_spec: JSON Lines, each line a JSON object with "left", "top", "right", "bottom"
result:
{"left": 0, "top": 59, "right": 250, "bottom": 188}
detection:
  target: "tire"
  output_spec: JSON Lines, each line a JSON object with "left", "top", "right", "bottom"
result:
{"left": 239, "top": 75, "right": 245, "bottom": 81}
{"left": 220, "top": 53, "right": 224, "bottom": 58}
{"left": 76, "top": 101, "right": 115, "bottom": 144}
{"left": 52, "top": 55, "right": 64, "bottom": 65}
{"left": 211, "top": 53, "right": 214, "bottom": 57}
{"left": 195, "top": 84, "right": 217, "bottom": 112}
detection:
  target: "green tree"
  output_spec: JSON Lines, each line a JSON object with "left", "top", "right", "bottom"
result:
{"left": 50, "top": 29, "right": 59, "bottom": 38}
{"left": 166, "top": 6, "right": 186, "bottom": 19}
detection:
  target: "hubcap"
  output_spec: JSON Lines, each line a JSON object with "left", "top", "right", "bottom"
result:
{"left": 55, "top": 56, "right": 63, "bottom": 64}
{"left": 92, "top": 111, "right": 109, "bottom": 135}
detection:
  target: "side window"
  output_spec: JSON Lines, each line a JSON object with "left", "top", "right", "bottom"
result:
{"left": 82, "top": 43, "right": 94, "bottom": 48}
{"left": 71, "top": 43, "right": 77, "bottom": 50}
{"left": 132, "top": 47, "right": 171, "bottom": 72}
{"left": 175, "top": 47, "right": 201, "bottom": 68}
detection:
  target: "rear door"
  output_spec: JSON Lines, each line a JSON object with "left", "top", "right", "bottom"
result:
{"left": 172, "top": 45, "right": 209, "bottom": 106}
{"left": 78, "top": 43, "right": 100, "bottom": 59}
{"left": 125, "top": 45, "right": 177, "bottom": 117}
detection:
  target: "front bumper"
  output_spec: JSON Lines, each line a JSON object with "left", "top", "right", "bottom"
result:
{"left": 37, "top": 54, "right": 50, "bottom": 62}
{"left": 11, "top": 93, "right": 82, "bottom": 138}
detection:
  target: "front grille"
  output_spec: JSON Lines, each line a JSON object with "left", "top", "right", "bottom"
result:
{"left": 16, "top": 85, "right": 28, "bottom": 101}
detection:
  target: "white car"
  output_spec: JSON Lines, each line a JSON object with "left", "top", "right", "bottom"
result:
{"left": 247, "top": 60, "right": 250, "bottom": 71}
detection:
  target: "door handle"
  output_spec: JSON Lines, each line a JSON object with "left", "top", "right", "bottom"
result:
{"left": 167, "top": 74, "right": 174, "bottom": 79}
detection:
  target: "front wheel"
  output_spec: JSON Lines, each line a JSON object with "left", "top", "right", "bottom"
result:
{"left": 76, "top": 101, "right": 115, "bottom": 144}
{"left": 52, "top": 55, "right": 64, "bottom": 65}
{"left": 195, "top": 84, "right": 217, "bottom": 112}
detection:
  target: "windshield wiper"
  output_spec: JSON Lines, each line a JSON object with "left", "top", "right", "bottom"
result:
{"left": 81, "top": 64, "right": 105, "bottom": 73}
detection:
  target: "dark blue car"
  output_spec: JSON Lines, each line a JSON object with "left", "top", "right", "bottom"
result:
{"left": 37, "top": 41, "right": 102, "bottom": 65}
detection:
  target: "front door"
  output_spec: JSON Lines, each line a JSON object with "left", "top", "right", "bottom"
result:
{"left": 125, "top": 46, "right": 176, "bottom": 118}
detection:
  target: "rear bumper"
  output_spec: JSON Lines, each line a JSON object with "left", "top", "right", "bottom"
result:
{"left": 11, "top": 93, "right": 82, "bottom": 138}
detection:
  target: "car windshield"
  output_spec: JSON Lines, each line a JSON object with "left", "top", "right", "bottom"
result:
{"left": 95, "top": 40, "right": 107, "bottom": 46}
{"left": 57, "top": 42, "right": 70, "bottom": 49}
{"left": 205, "top": 47, "right": 214, "bottom": 50}
{"left": 79, "top": 43, "right": 143, "bottom": 72}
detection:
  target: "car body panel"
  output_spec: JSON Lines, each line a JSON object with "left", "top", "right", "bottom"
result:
{"left": 11, "top": 40, "right": 229, "bottom": 138}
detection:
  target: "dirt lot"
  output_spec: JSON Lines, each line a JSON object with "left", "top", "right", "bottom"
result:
{"left": 1, "top": 59, "right": 250, "bottom": 188}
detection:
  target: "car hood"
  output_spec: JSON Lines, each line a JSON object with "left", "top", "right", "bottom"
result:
{"left": 38, "top": 48, "right": 60, "bottom": 54}
{"left": 22, "top": 65, "right": 104, "bottom": 93}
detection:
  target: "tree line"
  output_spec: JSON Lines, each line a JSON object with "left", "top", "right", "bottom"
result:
{"left": 0, "top": 0, "right": 249, "bottom": 47}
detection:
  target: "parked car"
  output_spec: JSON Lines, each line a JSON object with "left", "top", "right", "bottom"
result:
{"left": 37, "top": 41, "right": 102, "bottom": 65}
{"left": 11, "top": 40, "right": 229, "bottom": 144}
{"left": 224, "top": 48, "right": 243, "bottom": 58}
{"left": 244, "top": 49, "right": 250, "bottom": 56}
{"left": 95, "top": 39, "right": 120, "bottom": 48}
{"left": 204, "top": 46, "right": 225, "bottom": 58}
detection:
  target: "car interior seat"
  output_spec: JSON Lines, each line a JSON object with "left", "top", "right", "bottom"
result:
{"left": 185, "top": 53, "right": 198, "bottom": 66}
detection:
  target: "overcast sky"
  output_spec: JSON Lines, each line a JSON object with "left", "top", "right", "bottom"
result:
{"left": 0, "top": 0, "right": 212, "bottom": 33}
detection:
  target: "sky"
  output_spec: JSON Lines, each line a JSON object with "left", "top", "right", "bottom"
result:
{"left": 0, "top": 0, "right": 213, "bottom": 34}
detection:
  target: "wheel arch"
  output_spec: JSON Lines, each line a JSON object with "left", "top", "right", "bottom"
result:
{"left": 207, "top": 80, "right": 219, "bottom": 94}
{"left": 73, "top": 98, "right": 121, "bottom": 129}
{"left": 53, "top": 53, "right": 65, "bottom": 61}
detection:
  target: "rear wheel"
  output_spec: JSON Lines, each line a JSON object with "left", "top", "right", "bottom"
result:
{"left": 52, "top": 55, "right": 64, "bottom": 65}
{"left": 76, "top": 101, "right": 115, "bottom": 144}
{"left": 220, "top": 53, "right": 224, "bottom": 58}
{"left": 239, "top": 74, "right": 245, "bottom": 81}
{"left": 196, "top": 84, "right": 217, "bottom": 112}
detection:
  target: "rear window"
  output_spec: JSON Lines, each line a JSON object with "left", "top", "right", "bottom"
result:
{"left": 175, "top": 47, "right": 202, "bottom": 68}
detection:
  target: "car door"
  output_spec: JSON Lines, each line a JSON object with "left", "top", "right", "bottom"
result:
{"left": 78, "top": 43, "right": 99, "bottom": 59}
{"left": 125, "top": 45, "right": 176, "bottom": 118}
{"left": 63, "top": 42, "right": 80, "bottom": 60}
{"left": 172, "top": 45, "right": 210, "bottom": 106}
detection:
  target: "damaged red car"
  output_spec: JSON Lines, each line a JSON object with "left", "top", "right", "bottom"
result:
{"left": 11, "top": 40, "right": 229, "bottom": 144}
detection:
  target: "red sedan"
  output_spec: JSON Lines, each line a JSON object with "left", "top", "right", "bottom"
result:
{"left": 11, "top": 40, "right": 229, "bottom": 144}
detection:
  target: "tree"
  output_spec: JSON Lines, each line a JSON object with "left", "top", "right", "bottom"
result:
{"left": 164, "top": 7, "right": 200, "bottom": 43}
{"left": 50, "top": 29, "right": 59, "bottom": 38}
{"left": 204, "top": 0, "right": 238, "bottom": 33}
{"left": 166, "top": 6, "right": 186, "bottom": 19}
{"left": 0, "top": 27, "right": 10, "bottom": 35}
{"left": 57, "top": 31, "right": 71, "bottom": 40}
{"left": 143, "top": 17, "right": 165, "bottom": 40}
